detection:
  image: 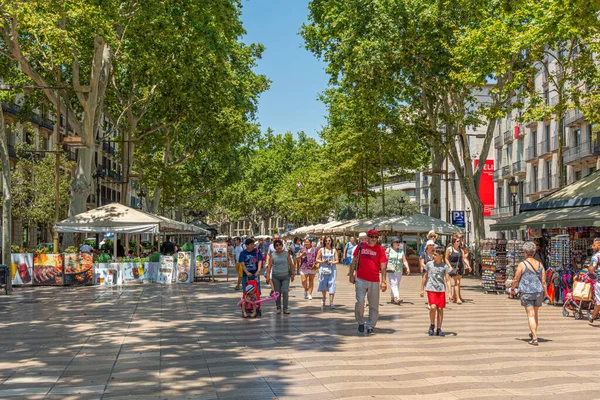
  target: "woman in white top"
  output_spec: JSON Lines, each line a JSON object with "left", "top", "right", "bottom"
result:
{"left": 387, "top": 237, "right": 410, "bottom": 304}
{"left": 316, "top": 236, "right": 339, "bottom": 308}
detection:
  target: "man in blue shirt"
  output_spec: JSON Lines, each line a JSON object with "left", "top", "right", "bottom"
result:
{"left": 239, "top": 238, "right": 264, "bottom": 294}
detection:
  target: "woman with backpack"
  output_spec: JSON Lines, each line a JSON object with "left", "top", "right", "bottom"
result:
{"left": 445, "top": 234, "right": 471, "bottom": 304}
{"left": 316, "top": 236, "right": 339, "bottom": 308}
{"left": 386, "top": 237, "right": 410, "bottom": 305}
{"left": 510, "top": 241, "right": 549, "bottom": 346}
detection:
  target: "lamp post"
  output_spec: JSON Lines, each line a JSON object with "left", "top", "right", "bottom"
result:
{"left": 465, "top": 208, "right": 471, "bottom": 246}
{"left": 398, "top": 197, "right": 405, "bottom": 216}
{"left": 137, "top": 189, "right": 146, "bottom": 210}
{"left": 92, "top": 169, "right": 104, "bottom": 249}
{"left": 509, "top": 177, "right": 519, "bottom": 240}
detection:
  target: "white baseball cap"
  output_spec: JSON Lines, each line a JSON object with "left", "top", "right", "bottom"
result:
{"left": 358, "top": 232, "right": 367, "bottom": 238}
{"left": 426, "top": 240, "right": 436, "bottom": 246}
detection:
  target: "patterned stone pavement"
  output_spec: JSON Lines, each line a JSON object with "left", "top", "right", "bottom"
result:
{"left": 0, "top": 264, "right": 599, "bottom": 400}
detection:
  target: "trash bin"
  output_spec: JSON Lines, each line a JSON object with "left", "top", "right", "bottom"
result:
{"left": 0, "top": 265, "right": 8, "bottom": 294}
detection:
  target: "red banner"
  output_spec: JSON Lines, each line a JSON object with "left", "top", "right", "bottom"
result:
{"left": 474, "top": 160, "right": 495, "bottom": 216}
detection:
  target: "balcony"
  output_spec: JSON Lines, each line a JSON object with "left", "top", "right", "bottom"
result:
{"left": 490, "top": 206, "right": 512, "bottom": 218}
{"left": 503, "top": 129, "right": 514, "bottom": 144}
{"left": 502, "top": 165, "right": 511, "bottom": 178}
{"left": 512, "top": 160, "right": 526, "bottom": 175}
{"left": 564, "top": 141, "right": 596, "bottom": 164}
{"left": 420, "top": 198, "right": 429, "bottom": 206}
{"left": 526, "top": 146, "right": 538, "bottom": 161}
{"left": 493, "top": 169, "right": 502, "bottom": 181}
{"left": 528, "top": 180, "right": 539, "bottom": 194}
{"left": 494, "top": 135, "right": 502, "bottom": 149}
{"left": 538, "top": 140, "right": 551, "bottom": 156}
{"left": 565, "top": 109, "right": 585, "bottom": 126}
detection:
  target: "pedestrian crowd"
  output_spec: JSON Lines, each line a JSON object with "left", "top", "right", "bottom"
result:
{"left": 228, "top": 230, "right": 600, "bottom": 343}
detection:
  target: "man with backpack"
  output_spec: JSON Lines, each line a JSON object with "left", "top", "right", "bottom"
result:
{"left": 349, "top": 229, "right": 388, "bottom": 335}
{"left": 238, "top": 238, "right": 264, "bottom": 295}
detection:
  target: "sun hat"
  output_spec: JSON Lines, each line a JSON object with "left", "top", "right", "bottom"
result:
{"left": 367, "top": 229, "right": 379, "bottom": 237}
{"left": 426, "top": 240, "right": 436, "bottom": 246}
{"left": 358, "top": 232, "right": 367, "bottom": 238}
{"left": 245, "top": 285, "right": 255, "bottom": 294}
{"left": 391, "top": 237, "right": 401, "bottom": 243}
{"left": 427, "top": 230, "right": 438, "bottom": 238}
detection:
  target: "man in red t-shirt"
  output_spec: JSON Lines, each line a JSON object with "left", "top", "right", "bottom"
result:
{"left": 349, "top": 229, "right": 388, "bottom": 335}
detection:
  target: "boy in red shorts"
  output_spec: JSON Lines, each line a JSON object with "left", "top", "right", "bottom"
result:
{"left": 420, "top": 246, "right": 453, "bottom": 336}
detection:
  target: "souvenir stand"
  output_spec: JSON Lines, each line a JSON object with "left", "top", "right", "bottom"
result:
{"left": 480, "top": 239, "right": 507, "bottom": 293}
{"left": 491, "top": 170, "right": 600, "bottom": 304}
{"left": 505, "top": 240, "right": 525, "bottom": 285}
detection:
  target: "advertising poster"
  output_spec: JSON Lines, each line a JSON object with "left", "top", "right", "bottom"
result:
{"left": 212, "top": 242, "right": 229, "bottom": 278}
{"left": 194, "top": 243, "right": 212, "bottom": 279}
{"left": 94, "top": 263, "right": 121, "bottom": 285}
{"left": 176, "top": 252, "right": 193, "bottom": 283}
{"left": 63, "top": 253, "right": 94, "bottom": 285}
{"left": 10, "top": 253, "right": 33, "bottom": 285}
{"left": 157, "top": 256, "right": 174, "bottom": 284}
{"left": 474, "top": 159, "right": 495, "bottom": 216}
{"left": 121, "top": 262, "right": 154, "bottom": 283}
{"left": 33, "top": 254, "right": 63, "bottom": 285}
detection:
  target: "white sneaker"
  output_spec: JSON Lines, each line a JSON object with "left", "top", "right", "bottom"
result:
{"left": 307, "top": 295, "right": 313, "bottom": 300}
{"left": 304, "top": 291, "right": 308, "bottom": 299}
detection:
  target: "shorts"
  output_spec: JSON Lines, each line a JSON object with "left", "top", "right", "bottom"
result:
{"left": 449, "top": 265, "right": 463, "bottom": 276}
{"left": 520, "top": 292, "right": 543, "bottom": 307}
{"left": 427, "top": 291, "right": 446, "bottom": 309}
{"left": 300, "top": 267, "right": 317, "bottom": 276}
{"left": 235, "top": 263, "right": 244, "bottom": 278}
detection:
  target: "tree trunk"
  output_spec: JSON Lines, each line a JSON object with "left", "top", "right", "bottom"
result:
{"left": 430, "top": 147, "right": 443, "bottom": 219}
{"left": 0, "top": 110, "right": 12, "bottom": 292}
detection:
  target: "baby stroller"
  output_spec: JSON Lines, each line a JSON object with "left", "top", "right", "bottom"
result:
{"left": 237, "top": 276, "right": 281, "bottom": 318}
{"left": 240, "top": 277, "right": 262, "bottom": 317}
{"left": 562, "top": 279, "right": 594, "bottom": 320}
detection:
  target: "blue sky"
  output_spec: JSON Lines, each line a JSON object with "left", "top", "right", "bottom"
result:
{"left": 240, "top": 0, "right": 329, "bottom": 140}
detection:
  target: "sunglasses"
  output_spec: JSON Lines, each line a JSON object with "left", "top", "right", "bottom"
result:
{"left": 274, "top": 244, "right": 282, "bottom": 247}
{"left": 368, "top": 235, "right": 378, "bottom": 239}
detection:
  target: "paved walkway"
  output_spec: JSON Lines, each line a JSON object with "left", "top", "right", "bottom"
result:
{"left": 0, "top": 264, "right": 599, "bottom": 399}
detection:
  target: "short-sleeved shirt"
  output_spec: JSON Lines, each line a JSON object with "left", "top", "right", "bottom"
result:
{"left": 353, "top": 243, "right": 388, "bottom": 282}
{"left": 424, "top": 261, "right": 451, "bottom": 292}
{"left": 238, "top": 249, "right": 263, "bottom": 275}
{"left": 420, "top": 251, "right": 433, "bottom": 265}
{"left": 387, "top": 247, "right": 404, "bottom": 273}
{"left": 234, "top": 245, "right": 244, "bottom": 263}
{"left": 345, "top": 242, "right": 357, "bottom": 259}
{"left": 299, "top": 246, "right": 318, "bottom": 272}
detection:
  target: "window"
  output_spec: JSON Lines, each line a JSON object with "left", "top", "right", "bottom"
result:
{"left": 517, "top": 139, "right": 524, "bottom": 162}
{"left": 573, "top": 128, "right": 581, "bottom": 147}
{"left": 589, "top": 167, "right": 597, "bottom": 176}
{"left": 544, "top": 88, "right": 549, "bottom": 105}
{"left": 497, "top": 149, "right": 502, "bottom": 166}
{"left": 575, "top": 170, "right": 582, "bottom": 181}
{"left": 533, "top": 166, "right": 539, "bottom": 192}
{"left": 497, "top": 187, "right": 504, "bottom": 208}
{"left": 424, "top": 188, "right": 429, "bottom": 200}
{"left": 544, "top": 124, "right": 551, "bottom": 143}
{"left": 506, "top": 144, "right": 513, "bottom": 164}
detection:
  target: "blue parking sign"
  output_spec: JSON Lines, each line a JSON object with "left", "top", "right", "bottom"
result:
{"left": 451, "top": 211, "right": 465, "bottom": 228}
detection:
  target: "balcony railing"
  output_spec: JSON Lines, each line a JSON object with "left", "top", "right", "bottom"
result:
{"left": 503, "top": 129, "right": 514, "bottom": 143}
{"left": 526, "top": 146, "right": 537, "bottom": 161}
{"left": 491, "top": 206, "right": 512, "bottom": 218}
{"left": 493, "top": 169, "right": 502, "bottom": 181}
{"left": 494, "top": 135, "right": 502, "bottom": 149}
{"left": 565, "top": 109, "right": 585, "bottom": 126}
{"left": 512, "top": 160, "right": 526, "bottom": 174}
{"left": 502, "top": 165, "right": 511, "bottom": 178}
{"left": 420, "top": 198, "right": 429, "bottom": 206}
{"left": 564, "top": 141, "right": 594, "bottom": 164}
{"left": 538, "top": 140, "right": 551, "bottom": 156}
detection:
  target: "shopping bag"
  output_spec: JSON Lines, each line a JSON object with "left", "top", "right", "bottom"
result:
{"left": 572, "top": 280, "right": 592, "bottom": 300}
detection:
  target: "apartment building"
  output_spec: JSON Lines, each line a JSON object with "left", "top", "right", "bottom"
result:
{"left": 491, "top": 56, "right": 600, "bottom": 237}
{"left": 1, "top": 102, "right": 140, "bottom": 246}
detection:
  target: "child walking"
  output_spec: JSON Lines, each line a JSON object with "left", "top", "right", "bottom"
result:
{"left": 420, "top": 246, "right": 453, "bottom": 336}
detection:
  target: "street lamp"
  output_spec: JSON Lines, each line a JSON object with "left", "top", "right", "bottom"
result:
{"left": 509, "top": 177, "right": 519, "bottom": 217}
{"left": 398, "top": 197, "right": 405, "bottom": 216}
{"left": 137, "top": 189, "right": 146, "bottom": 210}
{"left": 509, "top": 177, "right": 519, "bottom": 241}
{"left": 465, "top": 208, "right": 471, "bottom": 246}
